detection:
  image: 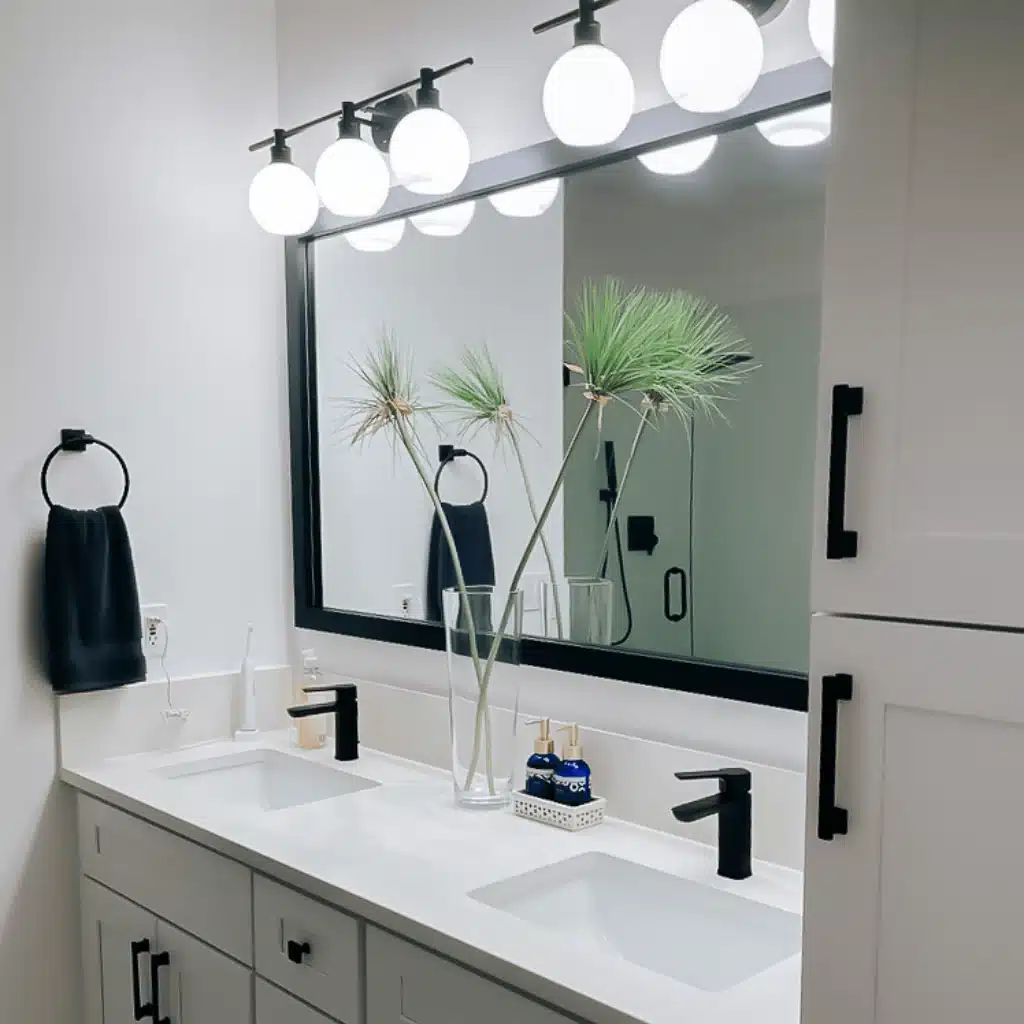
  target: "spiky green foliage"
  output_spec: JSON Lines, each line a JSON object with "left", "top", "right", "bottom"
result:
{"left": 431, "top": 347, "right": 517, "bottom": 439}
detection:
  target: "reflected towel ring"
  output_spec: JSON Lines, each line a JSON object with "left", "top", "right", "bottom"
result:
{"left": 41, "top": 429, "right": 131, "bottom": 510}
{"left": 434, "top": 446, "right": 489, "bottom": 504}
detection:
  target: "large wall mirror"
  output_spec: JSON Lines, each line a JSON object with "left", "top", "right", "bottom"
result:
{"left": 288, "top": 60, "right": 831, "bottom": 711}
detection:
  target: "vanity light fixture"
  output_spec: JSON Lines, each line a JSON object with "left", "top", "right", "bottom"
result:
{"left": 808, "top": 0, "right": 836, "bottom": 67}
{"left": 410, "top": 200, "right": 477, "bottom": 237}
{"left": 660, "top": 0, "right": 787, "bottom": 114}
{"left": 756, "top": 101, "right": 832, "bottom": 147}
{"left": 534, "top": 0, "right": 635, "bottom": 148}
{"left": 248, "top": 131, "right": 320, "bottom": 236}
{"left": 248, "top": 58, "right": 474, "bottom": 235}
{"left": 389, "top": 66, "right": 473, "bottom": 196}
{"left": 489, "top": 178, "right": 562, "bottom": 217}
{"left": 638, "top": 135, "right": 718, "bottom": 175}
{"left": 345, "top": 218, "right": 407, "bottom": 253}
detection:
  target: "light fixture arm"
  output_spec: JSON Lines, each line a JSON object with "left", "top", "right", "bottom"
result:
{"left": 248, "top": 57, "right": 474, "bottom": 152}
{"left": 533, "top": 0, "right": 623, "bottom": 36}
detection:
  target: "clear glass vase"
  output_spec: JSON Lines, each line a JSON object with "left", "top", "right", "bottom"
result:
{"left": 443, "top": 585, "right": 524, "bottom": 809}
{"left": 542, "top": 576, "right": 614, "bottom": 646}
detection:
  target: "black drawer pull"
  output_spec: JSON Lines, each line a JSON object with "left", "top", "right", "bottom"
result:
{"left": 287, "top": 939, "right": 312, "bottom": 965}
{"left": 826, "top": 384, "right": 863, "bottom": 559}
{"left": 150, "top": 951, "right": 170, "bottom": 1024}
{"left": 130, "top": 939, "right": 152, "bottom": 1021}
{"left": 818, "top": 673, "right": 853, "bottom": 841}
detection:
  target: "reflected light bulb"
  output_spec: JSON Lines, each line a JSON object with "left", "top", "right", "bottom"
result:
{"left": 345, "top": 218, "right": 406, "bottom": 252}
{"left": 249, "top": 142, "right": 319, "bottom": 236}
{"left": 638, "top": 135, "right": 718, "bottom": 175}
{"left": 660, "top": 0, "right": 764, "bottom": 114}
{"left": 543, "top": 44, "right": 635, "bottom": 147}
{"left": 389, "top": 107, "right": 471, "bottom": 196}
{"left": 315, "top": 136, "right": 390, "bottom": 218}
{"left": 757, "top": 103, "right": 832, "bottom": 147}
{"left": 808, "top": 0, "right": 836, "bottom": 67}
{"left": 489, "top": 179, "right": 561, "bottom": 218}
{"left": 410, "top": 200, "right": 476, "bottom": 237}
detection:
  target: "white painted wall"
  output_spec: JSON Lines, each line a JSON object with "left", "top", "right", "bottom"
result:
{"left": 0, "top": 3, "right": 288, "bottom": 1020}
{"left": 314, "top": 199, "right": 565, "bottom": 620}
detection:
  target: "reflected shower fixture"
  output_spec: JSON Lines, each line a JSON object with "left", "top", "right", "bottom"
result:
{"left": 534, "top": 0, "right": 635, "bottom": 148}
{"left": 248, "top": 58, "right": 474, "bottom": 236}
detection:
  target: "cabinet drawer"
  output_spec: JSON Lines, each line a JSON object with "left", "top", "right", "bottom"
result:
{"left": 256, "top": 978, "right": 340, "bottom": 1024}
{"left": 77, "top": 795, "right": 252, "bottom": 964}
{"left": 367, "top": 927, "right": 572, "bottom": 1024}
{"left": 254, "top": 874, "right": 361, "bottom": 1023}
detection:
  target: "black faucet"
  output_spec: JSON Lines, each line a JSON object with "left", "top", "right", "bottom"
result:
{"left": 288, "top": 682, "right": 359, "bottom": 762}
{"left": 672, "top": 768, "right": 752, "bottom": 880}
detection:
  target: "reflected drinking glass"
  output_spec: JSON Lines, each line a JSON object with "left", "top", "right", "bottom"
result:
{"left": 542, "top": 576, "right": 614, "bottom": 646}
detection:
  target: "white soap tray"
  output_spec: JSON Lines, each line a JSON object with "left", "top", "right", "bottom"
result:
{"left": 512, "top": 790, "right": 606, "bottom": 832}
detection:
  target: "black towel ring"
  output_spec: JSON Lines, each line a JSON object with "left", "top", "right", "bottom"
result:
{"left": 41, "top": 429, "right": 131, "bottom": 510}
{"left": 434, "top": 446, "right": 489, "bottom": 504}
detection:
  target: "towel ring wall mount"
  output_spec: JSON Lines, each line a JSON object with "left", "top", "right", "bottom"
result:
{"left": 435, "top": 445, "right": 489, "bottom": 504}
{"left": 41, "top": 429, "right": 131, "bottom": 510}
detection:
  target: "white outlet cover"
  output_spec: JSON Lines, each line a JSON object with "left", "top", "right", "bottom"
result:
{"left": 141, "top": 604, "right": 168, "bottom": 652}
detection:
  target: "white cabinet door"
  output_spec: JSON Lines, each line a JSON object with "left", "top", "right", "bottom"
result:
{"left": 81, "top": 878, "right": 157, "bottom": 1024}
{"left": 802, "top": 616, "right": 1024, "bottom": 1023}
{"left": 255, "top": 978, "right": 337, "bottom": 1024}
{"left": 811, "top": 0, "right": 1024, "bottom": 626}
{"left": 154, "top": 919, "right": 252, "bottom": 1024}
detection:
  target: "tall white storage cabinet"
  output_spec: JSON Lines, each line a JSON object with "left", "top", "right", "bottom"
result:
{"left": 803, "top": 1, "right": 1024, "bottom": 1022}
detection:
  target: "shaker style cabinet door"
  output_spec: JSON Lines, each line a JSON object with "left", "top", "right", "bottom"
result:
{"left": 811, "top": 0, "right": 1024, "bottom": 626}
{"left": 81, "top": 878, "right": 157, "bottom": 1024}
{"left": 802, "top": 616, "right": 1024, "bottom": 1024}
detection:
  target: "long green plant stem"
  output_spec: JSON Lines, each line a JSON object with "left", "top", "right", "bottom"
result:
{"left": 462, "top": 402, "right": 595, "bottom": 790}
{"left": 394, "top": 417, "right": 496, "bottom": 795}
{"left": 507, "top": 428, "right": 564, "bottom": 639}
{"left": 593, "top": 407, "right": 654, "bottom": 576}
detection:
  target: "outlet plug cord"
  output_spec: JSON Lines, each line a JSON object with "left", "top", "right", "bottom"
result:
{"left": 150, "top": 618, "right": 189, "bottom": 722}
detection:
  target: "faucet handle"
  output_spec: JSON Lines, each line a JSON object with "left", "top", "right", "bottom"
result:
{"left": 675, "top": 768, "right": 751, "bottom": 795}
{"left": 302, "top": 681, "right": 357, "bottom": 697}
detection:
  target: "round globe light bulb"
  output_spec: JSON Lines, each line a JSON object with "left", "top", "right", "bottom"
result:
{"left": 389, "top": 107, "right": 471, "bottom": 196}
{"left": 808, "top": 0, "right": 836, "bottom": 67}
{"left": 314, "top": 136, "right": 390, "bottom": 218}
{"left": 345, "top": 218, "right": 406, "bottom": 253}
{"left": 757, "top": 103, "right": 832, "bottom": 147}
{"left": 249, "top": 161, "right": 319, "bottom": 236}
{"left": 638, "top": 135, "right": 718, "bottom": 175}
{"left": 410, "top": 200, "right": 476, "bottom": 238}
{"left": 543, "top": 44, "right": 635, "bottom": 147}
{"left": 660, "top": 0, "right": 764, "bottom": 114}
{"left": 489, "top": 179, "right": 562, "bottom": 218}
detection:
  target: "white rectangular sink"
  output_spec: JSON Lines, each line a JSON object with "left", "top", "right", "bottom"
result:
{"left": 156, "top": 749, "right": 379, "bottom": 811}
{"left": 471, "top": 852, "right": 800, "bottom": 992}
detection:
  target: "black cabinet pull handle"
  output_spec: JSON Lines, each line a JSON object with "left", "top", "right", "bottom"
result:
{"left": 663, "top": 567, "right": 687, "bottom": 623}
{"left": 818, "top": 673, "right": 853, "bottom": 841}
{"left": 130, "top": 939, "right": 152, "bottom": 1021}
{"left": 150, "top": 951, "right": 170, "bottom": 1024}
{"left": 287, "top": 939, "right": 311, "bottom": 965}
{"left": 826, "top": 384, "right": 863, "bottom": 559}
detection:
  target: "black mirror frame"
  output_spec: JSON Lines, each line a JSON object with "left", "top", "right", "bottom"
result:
{"left": 287, "top": 58, "right": 832, "bottom": 713}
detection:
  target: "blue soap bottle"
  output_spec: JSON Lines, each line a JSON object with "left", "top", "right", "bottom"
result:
{"left": 553, "top": 723, "right": 592, "bottom": 806}
{"left": 525, "top": 718, "right": 560, "bottom": 800}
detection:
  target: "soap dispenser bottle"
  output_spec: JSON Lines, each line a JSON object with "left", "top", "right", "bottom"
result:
{"left": 525, "top": 718, "right": 560, "bottom": 799}
{"left": 554, "top": 724, "right": 592, "bottom": 806}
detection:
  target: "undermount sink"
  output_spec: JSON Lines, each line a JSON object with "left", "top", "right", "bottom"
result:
{"left": 470, "top": 852, "right": 800, "bottom": 992}
{"left": 156, "top": 749, "right": 379, "bottom": 811}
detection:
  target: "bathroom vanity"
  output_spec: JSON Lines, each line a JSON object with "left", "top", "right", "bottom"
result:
{"left": 66, "top": 738, "right": 802, "bottom": 1024}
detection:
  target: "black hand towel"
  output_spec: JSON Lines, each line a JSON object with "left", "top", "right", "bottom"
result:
{"left": 426, "top": 501, "right": 496, "bottom": 625}
{"left": 43, "top": 505, "right": 146, "bottom": 693}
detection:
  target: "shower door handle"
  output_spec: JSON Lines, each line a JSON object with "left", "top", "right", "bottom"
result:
{"left": 663, "top": 567, "right": 687, "bottom": 622}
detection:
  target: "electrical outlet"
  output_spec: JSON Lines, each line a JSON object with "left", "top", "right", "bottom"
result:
{"left": 141, "top": 604, "right": 168, "bottom": 653}
{"left": 391, "top": 584, "right": 417, "bottom": 618}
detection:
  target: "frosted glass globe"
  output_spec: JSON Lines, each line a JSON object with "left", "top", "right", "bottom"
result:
{"left": 489, "top": 178, "right": 561, "bottom": 218}
{"left": 638, "top": 135, "right": 718, "bottom": 175}
{"left": 249, "top": 162, "right": 319, "bottom": 236}
{"left": 389, "top": 108, "right": 471, "bottom": 196}
{"left": 757, "top": 103, "right": 832, "bottom": 147}
{"left": 410, "top": 200, "right": 476, "bottom": 237}
{"left": 808, "top": 0, "right": 836, "bottom": 66}
{"left": 660, "top": 0, "right": 764, "bottom": 113}
{"left": 543, "top": 44, "right": 635, "bottom": 147}
{"left": 345, "top": 218, "right": 406, "bottom": 252}
{"left": 314, "top": 137, "right": 390, "bottom": 217}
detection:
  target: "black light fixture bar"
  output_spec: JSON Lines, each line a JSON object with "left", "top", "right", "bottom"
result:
{"left": 248, "top": 57, "right": 474, "bottom": 153}
{"left": 533, "top": 0, "right": 623, "bottom": 35}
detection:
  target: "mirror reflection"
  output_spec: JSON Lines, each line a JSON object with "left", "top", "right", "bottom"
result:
{"left": 313, "top": 121, "right": 826, "bottom": 675}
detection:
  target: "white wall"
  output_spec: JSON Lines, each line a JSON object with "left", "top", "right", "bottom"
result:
{"left": 314, "top": 199, "right": 565, "bottom": 619}
{"left": 0, "top": 3, "right": 288, "bottom": 1020}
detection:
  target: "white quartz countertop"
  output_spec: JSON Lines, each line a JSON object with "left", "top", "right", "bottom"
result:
{"left": 60, "top": 733, "right": 802, "bottom": 1024}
